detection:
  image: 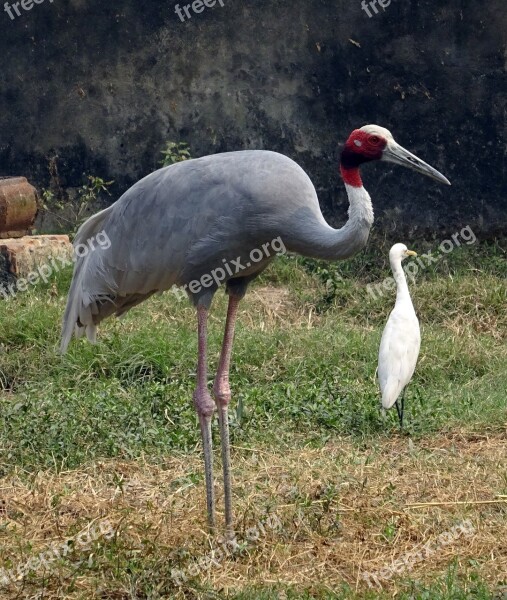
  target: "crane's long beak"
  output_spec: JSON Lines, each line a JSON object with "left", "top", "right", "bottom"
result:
{"left": 383, "top": 141, "right": 451, "bottom": 186}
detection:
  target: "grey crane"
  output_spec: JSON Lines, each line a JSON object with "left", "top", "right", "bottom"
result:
{"left": 60, "top": 125, "right": 450, "bottom": 532}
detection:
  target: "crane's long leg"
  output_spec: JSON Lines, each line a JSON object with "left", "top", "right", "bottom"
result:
{"left": 193, "top": 306, "right": 217, "bottom": 530}
{"left": 213, "top": 294, "right": 241, "bottom": 534}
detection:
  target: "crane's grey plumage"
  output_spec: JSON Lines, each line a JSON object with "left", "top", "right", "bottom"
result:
{"left": 378, "top": 244, "right": 421, "bottom": 427}
{"left": 60, "top": 150, "right": 373, "bottom": 349}
{"left": 60, "top": 125, "right": 450, "bottom": 531}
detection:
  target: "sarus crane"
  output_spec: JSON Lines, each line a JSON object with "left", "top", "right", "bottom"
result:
{"left": 60, "top": 125, "right": 450, "bottom": 532}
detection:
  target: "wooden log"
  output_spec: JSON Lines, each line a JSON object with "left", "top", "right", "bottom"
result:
{"left": 0, "top": 177, "right": 38, "bottom": 239}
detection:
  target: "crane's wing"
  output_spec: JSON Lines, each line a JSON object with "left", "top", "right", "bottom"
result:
{"left": 60, "top": 160, "right": 238, "bottom": 351}
{"left": 378, "top": 309, "right": 421, "bottom": 409}
{"left": 60, "top": 150, "right": 323, "bottom": 352}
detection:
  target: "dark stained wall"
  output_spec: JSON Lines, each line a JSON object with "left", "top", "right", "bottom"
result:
{"left": 0, "top": 0, "right": 505, "bottom": 237}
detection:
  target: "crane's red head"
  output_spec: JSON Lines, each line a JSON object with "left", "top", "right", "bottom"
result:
{"left": 339, "top": 124, "right": 451, "bottom": 188}
{"left": 340, "top": 126, "right": 390, "bottom": 187}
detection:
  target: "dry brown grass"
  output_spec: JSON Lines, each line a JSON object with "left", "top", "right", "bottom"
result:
{"left": 0, "top": 430, "right": 506, "bottom": 598}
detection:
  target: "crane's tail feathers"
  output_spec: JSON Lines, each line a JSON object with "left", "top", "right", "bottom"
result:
{"left": 85, "top": 324, "right": 97, "bottom": 344}
{"left": 60, "top": 207, "right": 114, "bottom": 354}
{"left": 60, "top": 287, "right": 115, "bottom": 353}
{"left": 70, "top": 322, "right": 96, "bottom": 343}
{"left": 59, "top": 205, "right": 160, "bottom": 353}
{"left": 73, "top": 205, "right": 112, "bottom": 247}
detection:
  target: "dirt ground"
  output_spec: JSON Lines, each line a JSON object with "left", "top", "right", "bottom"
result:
{"left": 0, "top": 430, "right": 506, "bottom": 597}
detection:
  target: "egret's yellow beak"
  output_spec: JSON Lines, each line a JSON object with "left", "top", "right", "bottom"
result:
{"left": 406, "top": 250, "right": 417, "bottom": 257}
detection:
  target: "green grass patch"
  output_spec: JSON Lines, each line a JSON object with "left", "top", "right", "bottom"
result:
{"left": 0, "top": 238, "right": 505, "bottom": 473}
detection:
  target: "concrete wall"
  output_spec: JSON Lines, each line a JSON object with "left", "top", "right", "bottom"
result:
{"left": 0, "top": 0, "right": 505, "bottom": 237}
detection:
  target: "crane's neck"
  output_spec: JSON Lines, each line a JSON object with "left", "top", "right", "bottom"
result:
{"left": 299, "top": 165, "right": 373, "bottom": 261}
{"left": 391, "top": 258, "right": 412, "bottom": 306}
{"left": 337, "top": 180, "right": 374, "bottom": 254}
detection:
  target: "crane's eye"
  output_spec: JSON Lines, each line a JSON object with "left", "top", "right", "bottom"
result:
{"left": 369, "top": 135, "right": 381, "bottom": 145}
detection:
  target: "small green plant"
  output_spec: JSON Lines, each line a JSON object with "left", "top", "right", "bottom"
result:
{"left": 299, "top": 257, "right": 346, "bottom": 310}
{"left": 41, "top": 175, "right": 114, "bottom": 233}
{"left": 159, "top": 141, "right": 191, "bottom": 167}
{"left": 72, "top": 175, "right": 114, "bottom": 230}
{"left": 40, "top": 188, "right": 63, "bottom": 212}
{"left": 78, "top": 175, "right": 114, "bottom": 205}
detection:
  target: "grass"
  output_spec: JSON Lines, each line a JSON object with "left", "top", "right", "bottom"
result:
{"left": 0, "top": 236, "right": 505, "bottom": 598}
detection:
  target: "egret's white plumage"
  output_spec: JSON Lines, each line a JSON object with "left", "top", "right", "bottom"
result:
{"left": 378, "top": 244, "right": 421, "bottom": 422}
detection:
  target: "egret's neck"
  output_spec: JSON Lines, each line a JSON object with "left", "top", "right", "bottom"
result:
{"left": 391, "top": 258, "right": 412, "bottom": 306}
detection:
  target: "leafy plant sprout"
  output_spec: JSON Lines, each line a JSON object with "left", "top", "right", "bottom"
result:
{"left": 159, "top": 142, "right": 192, "bottom": 167}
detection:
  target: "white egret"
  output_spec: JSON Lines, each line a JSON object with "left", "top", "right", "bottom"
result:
{"left": 378, "top": 243, "right": 421, "bottom": 427}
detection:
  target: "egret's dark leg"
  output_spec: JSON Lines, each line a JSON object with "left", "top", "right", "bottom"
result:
{"left": 193, "top": 306, "right": 216, "bottom": 530}
{"left": 213, "top": 294, "right": 241, "bottom": 533}
{"left": 395, "top": 391, "right": 406, "bottom": 429}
